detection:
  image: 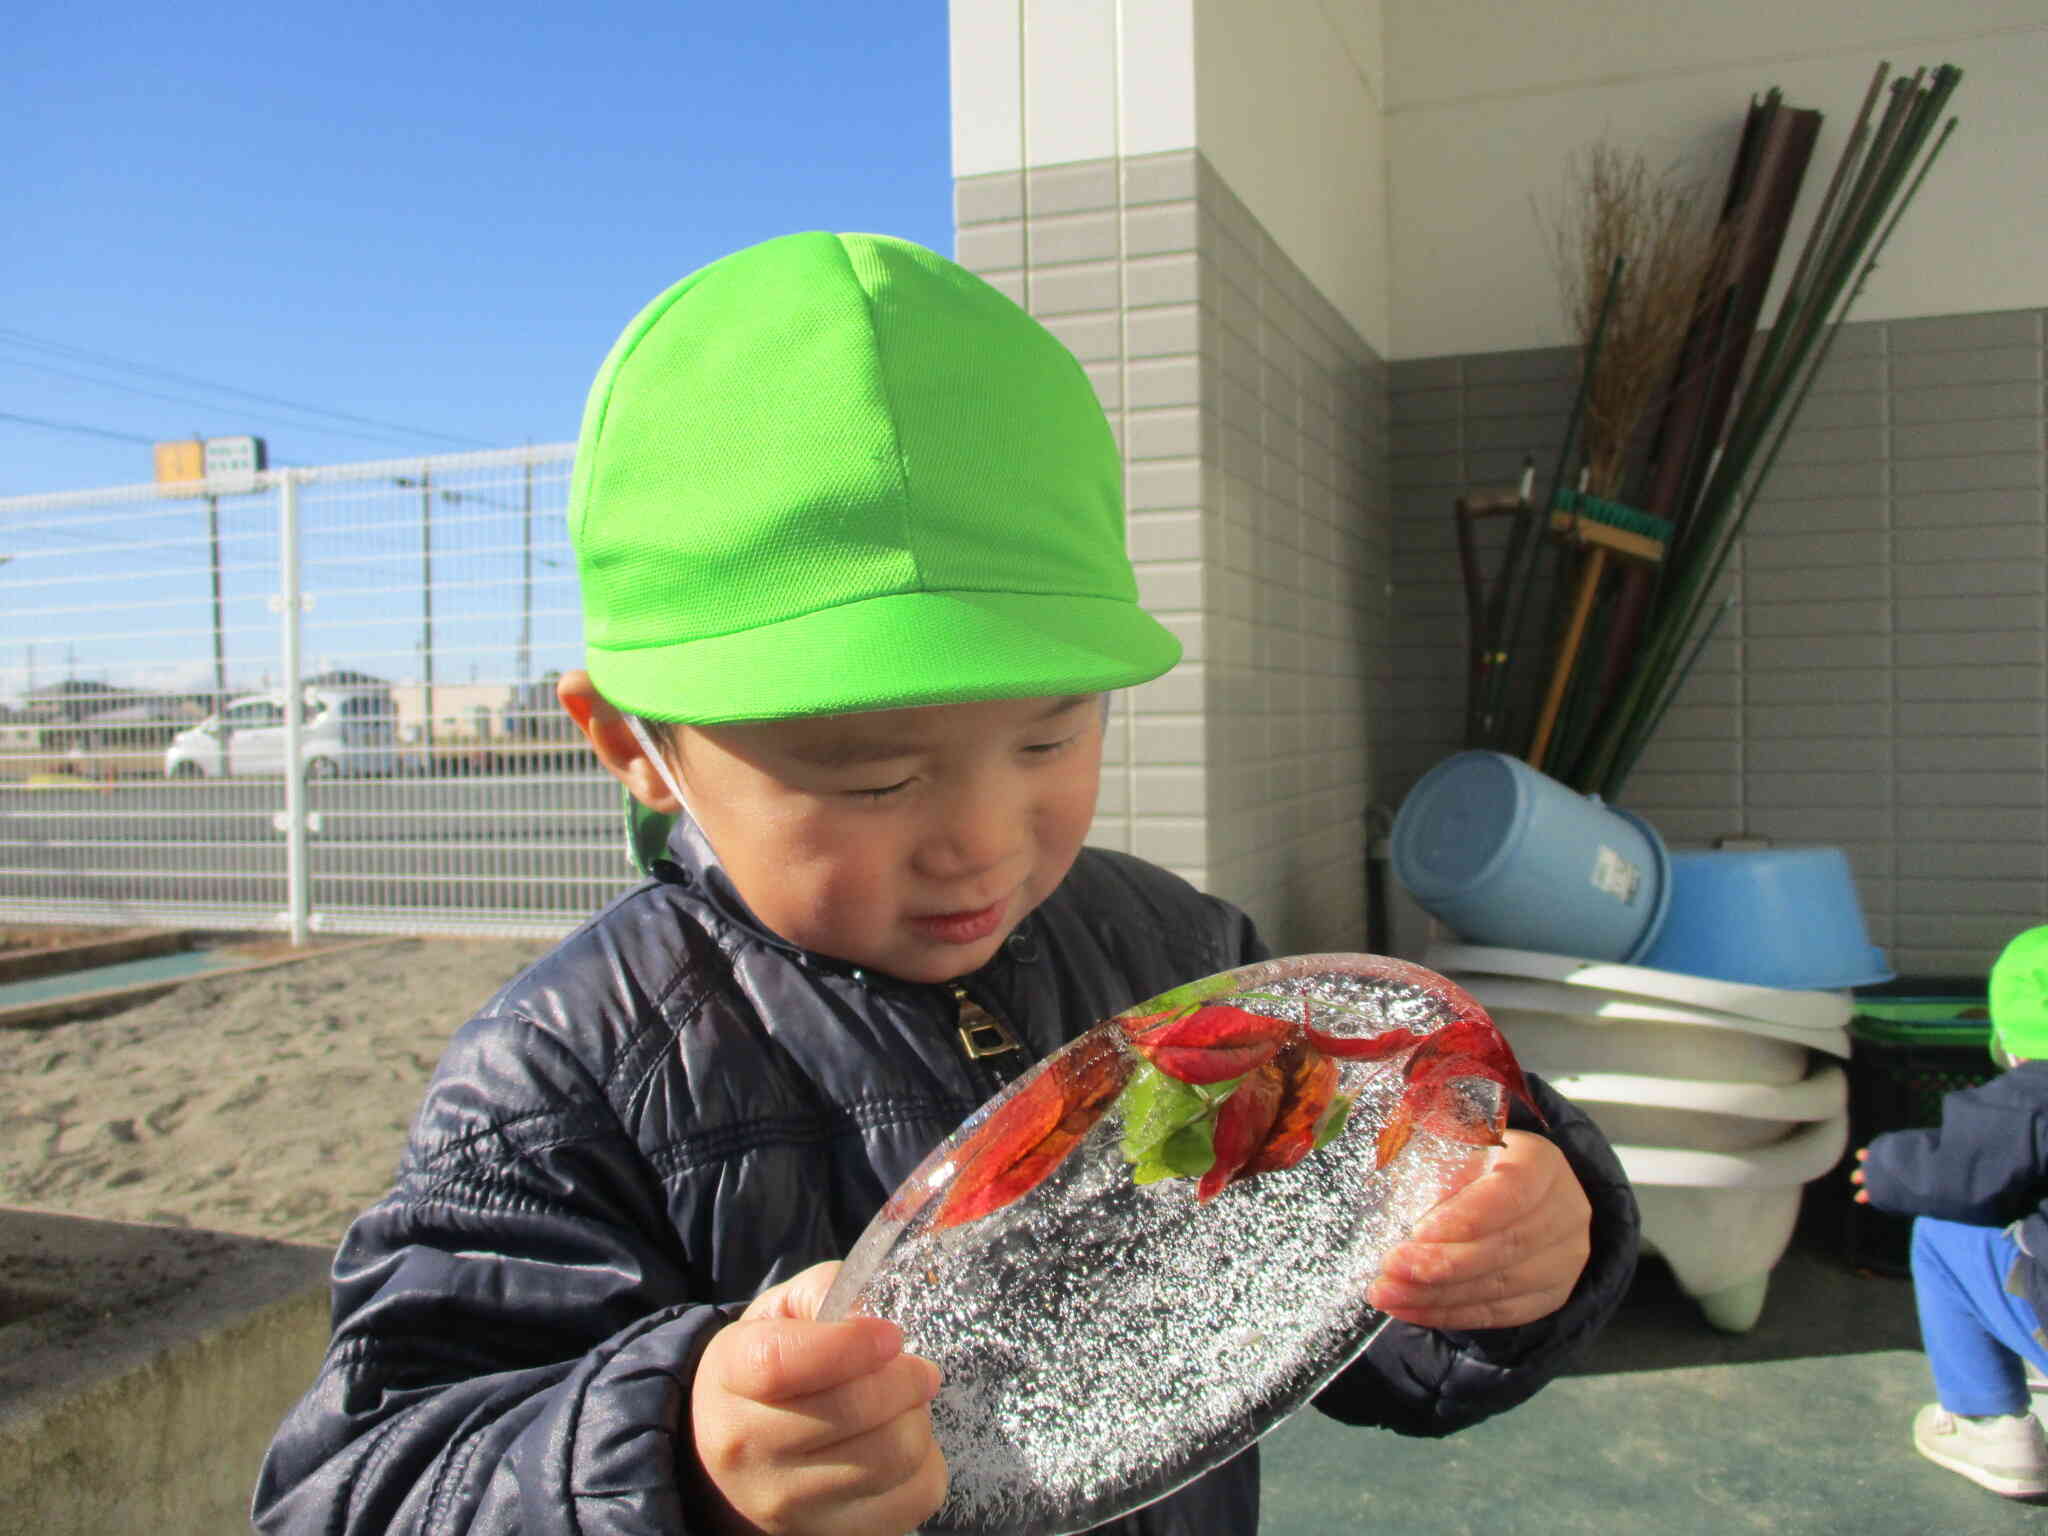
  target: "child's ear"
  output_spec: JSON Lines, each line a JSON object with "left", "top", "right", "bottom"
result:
{"left": 556, "top": 669, "right": 681, "bottom": 813}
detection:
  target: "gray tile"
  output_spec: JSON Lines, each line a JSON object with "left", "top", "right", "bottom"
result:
{"left": 1887, "top": 310, "right": 2041, "bottom": 353}
{"left": 1028, "top": 262, "right": 1121, "bottom": 316}
{"left": 1748, "top": 805, "right": 1894, "bottom": 843}
{"left": 1743, "top": 599, "right": 1889, "bottom": 637}
{"left": 1893, "top": 487, "right": 2046, "bottom": 528}
{"left": 1894, "top": 593, "right": 2042, "bottom": 635}
{"left": 1745, "top": 496, "right": 1887, "bottom": 535}
{"left": 1026, "top": 160, "right": 1118, "bottom": 217}
{"left": 1745, "top": 737, "right": 1881, "bottom": 773}
{"left": 1121, "top": 150, "right": 1200, "bottom": 208}
{"left": 1747, "top": 770, "right": 1890, "bottom": 806}
{"left": 1804, "top": 353, "right": 1886, "bottom": 396}
{"left": 1895, "top": 839, "right": 2044, "bottom": 880}
{"left": 1892, "top": 415, "right": 2039, "bottom": 462}
{"left": 1896, "top": 806, "right": 2047, "bottom": 843}
{"left": 1898, "top": 700, "right": 2048, "bottom": 737}
{"left": 1127, "top": 202, "right": 1201, "bottom": 259}
{"left": 1390, "top": 451, "right": 1463, "bottom": 492}
{"left": 1745, "top": 700, "right": 1893, "bottom": 737}
{"left": 1125, "top": 304, "right": 1203, "bottom": 359}
{"left": 955, "top": 220, "right": 1024, "bottom": 274}
{"left": 1894, "top": 664, "right": 2044, "bottom": 702}
{"left": 1390, "top": 357, "right": 1462, "bottom": 391}
{"left": 1740, "top": 529, "right": 1889, "bottom": 569}
{"left": 1125, "top": 406, "right": 1208, "bottom": 462}
{"left": 979, "top": 269, "right": 1026, "bottom": 307}
{"left": 1391, "top": 386, "right": 1462, "bottom": 426}
{"left": 1028, "top": 210, "right": 1121, "bottom": 266}
{"left": 1896, "top": 736, "right": 2046, "bottom": 773}
{"left": 1124, "top": 355, "right": 1205, "bottom": 411}
{"left": 1891, "top": 347, "right": 2043, "bottom": 389}
{"left": 1892, "top": 452, "right": 2043, "bottom": 496}
{"left": 1893, "top": 559, "right": 2045, "bottom": 599}
{"left": 1749, "top": 458, "right": 1889, "bottom": 502}
{"left": 1041, "top": 311, "right": 1122, "bottom": 364}
{"left": 1776, "top": 424, "right": 1889, "bottom": 465}
{"left": 1894, "top": 629, "right": 2043, "bottom": 668}
{"left": 1892, "top": 381, "right": 2043, "bottom": 424}
{"left": 1793, "top": 390, "right": 1889, "bottom": 430}
{"left": 1084, "top": 362, "right": 1122, "bottom": 410}
{"left": 954, "top": 172, "right": 1024, "bottom": 227}
{"left": 1462, "top": 349, "right": 1575, "bottom": 386}
{"left": 1894, "top": 522, "right": 2043, "bottom": 565}
{"left": 1743, "top": 564, "right": 1889, "bottom": 603}
{"left": 1124, "top": 252, "right": 1201, "bottom": 309}
{"left": 1744, "top": 667, "right": 1890, "bottom": 703}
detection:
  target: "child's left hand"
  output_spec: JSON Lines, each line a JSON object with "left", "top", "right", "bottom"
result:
{"left": 1366, "top": 1130, "right": 1592, "bottom": 1331}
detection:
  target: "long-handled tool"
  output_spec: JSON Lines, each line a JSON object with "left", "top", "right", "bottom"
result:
{"left": 1527, "top": 492, "right": 1672, "bottom": 772}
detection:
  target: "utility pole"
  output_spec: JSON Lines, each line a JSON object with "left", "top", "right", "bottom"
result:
{"left": 397, "top": 474, "right": 436, "bottom": 754}
{"left": 520, "top": 459, "right": 534, "bottom": 686}
{"left": 206, "top": 494, "right": 227, "bottom": 702}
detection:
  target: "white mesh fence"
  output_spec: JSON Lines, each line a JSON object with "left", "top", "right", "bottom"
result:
{"left": 0, "top": 444, "right": 633, "bottom": 939}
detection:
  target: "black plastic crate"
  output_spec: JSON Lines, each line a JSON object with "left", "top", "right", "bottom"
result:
{"left": 1838, "top": 978, "right": 1994, "bottom": 1275}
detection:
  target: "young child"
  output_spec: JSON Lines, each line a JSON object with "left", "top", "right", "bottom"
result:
{"left": 255, "top": 232, "right": 1638, "bottom": 1535}
{"left": 1855, "top": 924, "right": 2048, "bottom": 1501}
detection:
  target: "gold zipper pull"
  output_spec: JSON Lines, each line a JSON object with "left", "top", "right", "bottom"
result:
{"left": 951, "top": 983, "right": 1023, "bottom": 1060}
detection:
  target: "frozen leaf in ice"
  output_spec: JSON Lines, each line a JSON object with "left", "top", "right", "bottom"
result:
{"left": 819, "top": 952, "right": 1533, "bottom": 1536}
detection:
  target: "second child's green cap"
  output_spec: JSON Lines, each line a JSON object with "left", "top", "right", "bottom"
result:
{"left": 1990, "top": 924, "right": 2048, "bottom": 1063}
{"left": 568, "top": 232, "right": 1181, "bottom": 723}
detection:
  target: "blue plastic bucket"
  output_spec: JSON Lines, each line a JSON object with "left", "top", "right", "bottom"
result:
{"left": 1638, "top": 847, "right": 1893, "bottom": 991}
{"left": 1390, "top": 751, "right": 1672, "bottom": 963}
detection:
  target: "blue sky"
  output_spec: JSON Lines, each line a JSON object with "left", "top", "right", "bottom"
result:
{"left": 5, "top": 2, "right": 955, "bottom": 496}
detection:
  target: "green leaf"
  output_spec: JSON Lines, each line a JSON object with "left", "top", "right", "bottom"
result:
{"left": 1310, "top": 1092, "right": 1356, "bottom": 1152}
{"left": 1132, "top": 1118, "right": 1219, "bottom": 1185}
{"left": 1119, "top": 1062, "right": 1217, "bottom": 1164}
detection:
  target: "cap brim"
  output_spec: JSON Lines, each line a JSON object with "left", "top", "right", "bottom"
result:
{"left": 589, "top": 589, "right": 1182, "bottom": 724}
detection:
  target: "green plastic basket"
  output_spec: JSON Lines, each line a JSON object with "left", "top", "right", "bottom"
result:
{"left": 1838, "top": 986, "right": 1995, "bottom": 1273}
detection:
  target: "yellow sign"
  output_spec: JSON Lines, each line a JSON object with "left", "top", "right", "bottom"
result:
{"left": 153, "top": 439, "right": 206, "bottom": 493}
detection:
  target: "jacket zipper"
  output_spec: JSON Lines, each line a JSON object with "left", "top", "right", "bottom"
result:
{"left": 948, "top": 981, "right": 1030, "bottom": 1098}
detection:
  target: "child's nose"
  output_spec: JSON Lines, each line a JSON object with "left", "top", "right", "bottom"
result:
{"left": 918, "top": 781, "right": 1020, "bottom": 877}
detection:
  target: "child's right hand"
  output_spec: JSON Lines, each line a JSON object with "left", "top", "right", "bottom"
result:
{"left": 691, "top": 1261, "right": 947, "bottom": 1536}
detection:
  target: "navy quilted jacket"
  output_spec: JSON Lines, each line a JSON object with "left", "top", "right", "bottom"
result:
{"left": 253, "top": 821, "right": 1638, "bottom": 1533}
{"left": 1860, "top": 1058, "right": 2048, "bottom": 1320}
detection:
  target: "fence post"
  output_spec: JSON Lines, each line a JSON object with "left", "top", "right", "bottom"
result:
{"left": 278, "top": 471, "right": 311, "bottom": 945}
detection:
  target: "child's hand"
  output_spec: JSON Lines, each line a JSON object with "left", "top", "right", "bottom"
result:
{"left": 1367, "top": 1130, "right": 1592, "bottom": 1331}
{"left": 691, "top": 1261, "right": 947, "bottom": 1536}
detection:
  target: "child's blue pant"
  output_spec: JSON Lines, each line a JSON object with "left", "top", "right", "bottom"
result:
{"left": 1912, "top": 1215, "right": 2048, "bottom": 1417}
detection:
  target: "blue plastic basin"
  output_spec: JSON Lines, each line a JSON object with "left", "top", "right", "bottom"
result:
{"left": 1391, "top": 751, "right": 1671, "bottom": 963}
{"left": 1637, "top": 847, "right": 1893, "bottom": 991}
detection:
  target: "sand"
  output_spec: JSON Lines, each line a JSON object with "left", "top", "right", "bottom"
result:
{"left": 0, "top": 936, "right": 556, "bottom": 1248}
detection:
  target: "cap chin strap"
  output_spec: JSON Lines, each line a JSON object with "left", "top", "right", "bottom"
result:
{"left": 623, "top": 714, "right": 698, "bottom": 819}
{"left": 622, "top": 714, "right": 707, "bottom": 874}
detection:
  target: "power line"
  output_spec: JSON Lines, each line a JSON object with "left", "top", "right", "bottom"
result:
{"left": 0, "top": 325, "right": 495, "bottom": 448}
{"left": 0, "top": 356, "right": 447, "bottom": 452}
{"left": 0, "top": 409, "right": 155, "bottom": 445}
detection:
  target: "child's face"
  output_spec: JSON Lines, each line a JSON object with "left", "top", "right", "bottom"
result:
{"left": 667, "top": 694, "right": 1104, "bottom": 984}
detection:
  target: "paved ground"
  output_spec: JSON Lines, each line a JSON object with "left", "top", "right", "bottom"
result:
{"left": 1259, "top": 1204, "right": 2047, "bottom": 1535}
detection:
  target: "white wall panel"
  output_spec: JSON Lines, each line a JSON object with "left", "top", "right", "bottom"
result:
{"left": 951, "top": 0, "right": 1024, "bottom": 177}
{"left": 1024, "top": 0, "right": 1121, "bottom": 168}
{"left": 1385, "top": 12, "right": 2047, "bottom": 356}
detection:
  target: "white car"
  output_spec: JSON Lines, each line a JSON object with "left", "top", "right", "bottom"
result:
{"left": 164, "top": 690, "right": 398, "bottom": 779}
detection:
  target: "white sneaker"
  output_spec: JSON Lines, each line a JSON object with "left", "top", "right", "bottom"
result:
{"left": 1914, "top": 1403, "right": 2048, "bottom": 1497}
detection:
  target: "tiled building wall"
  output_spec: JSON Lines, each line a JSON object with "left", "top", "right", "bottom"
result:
{"left": 1387, "top": 309, "right": 2048, "bottom": 975}
{"left": 955, "top": 149, "right": 1390, "bottom": 956}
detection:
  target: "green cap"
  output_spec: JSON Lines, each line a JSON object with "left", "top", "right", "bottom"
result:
{"left": 1989, "top": 924, "right": 2048, "bottom": 1064}
{"left": 567, "top": 231, "right": 1181, "bottom": 724}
